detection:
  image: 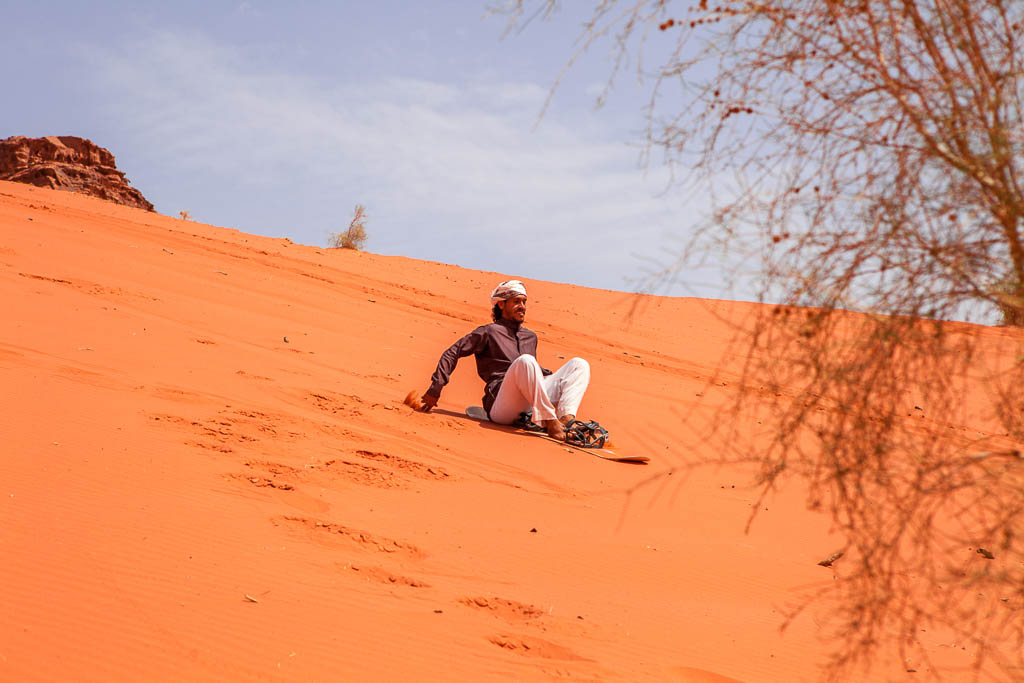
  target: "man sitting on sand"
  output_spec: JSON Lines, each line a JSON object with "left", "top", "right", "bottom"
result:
{"left": 416, "top": 280, "right": 591, "bottom": 442}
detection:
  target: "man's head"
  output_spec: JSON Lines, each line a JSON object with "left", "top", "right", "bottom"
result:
{"left": 490, "top": 280, "right": 528, "bottom": 323}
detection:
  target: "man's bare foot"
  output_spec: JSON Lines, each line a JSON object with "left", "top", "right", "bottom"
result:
{"left": 559, "top": 414, "right": 575, "bottom": 427}
{"left": 544, "top": 419, "right": 566, "bottom": 441}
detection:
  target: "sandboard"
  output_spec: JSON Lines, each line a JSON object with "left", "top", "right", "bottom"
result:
{"left": 465, "top": 406, "right": 649, "bottom": 464}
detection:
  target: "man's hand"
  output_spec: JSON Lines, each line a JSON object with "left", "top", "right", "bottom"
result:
{"left": 404, "top": 390, "right": 437, "bottom": 412}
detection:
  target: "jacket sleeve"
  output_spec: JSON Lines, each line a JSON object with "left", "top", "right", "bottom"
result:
{"left": 425, "top": 327, "right": 488, "bottom": 399}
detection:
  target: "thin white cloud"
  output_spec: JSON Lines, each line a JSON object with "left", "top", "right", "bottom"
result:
{"left": 81, "top": 30, "right": 722, "bottom": 295}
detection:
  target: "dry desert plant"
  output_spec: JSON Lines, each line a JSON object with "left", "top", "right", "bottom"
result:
{"left": 502, "top": 0, "right": 1024, "bottom": 678}
{"left": 328, "top": 204, "right": 369, "bottom": 250}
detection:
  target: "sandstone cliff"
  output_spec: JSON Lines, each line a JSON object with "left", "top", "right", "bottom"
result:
{"left": 0, "top": 136, "right": 154, "bottom": 211}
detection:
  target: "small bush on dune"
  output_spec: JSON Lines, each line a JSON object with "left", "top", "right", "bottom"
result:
{"left": 328, "top": 204, "right": 368, "bottom": 250}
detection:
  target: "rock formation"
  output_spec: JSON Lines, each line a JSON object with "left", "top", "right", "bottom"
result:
{"left": 0, "top": 136, "right": 154, "bottom": 211}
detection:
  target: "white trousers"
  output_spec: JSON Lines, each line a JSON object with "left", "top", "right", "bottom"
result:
{"left": 489, "top": 355, "right": 590, "bottom": 425}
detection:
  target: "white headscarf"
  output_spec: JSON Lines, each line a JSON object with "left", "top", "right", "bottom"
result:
{"left": 490, "top": 280, "right": 527, "bottom": 305}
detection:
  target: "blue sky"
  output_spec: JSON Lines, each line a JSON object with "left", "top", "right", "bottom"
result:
{"left": 1, "top": 1, "right": 731, "bottom": 298}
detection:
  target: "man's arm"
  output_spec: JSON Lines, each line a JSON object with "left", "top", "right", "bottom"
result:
{"left": 418, "top": 327, "right": 487, "bottom": 412}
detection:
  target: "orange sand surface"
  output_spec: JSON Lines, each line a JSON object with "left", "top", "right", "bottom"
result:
{"left": 0, "top": 181, "right": 994, "bottom": 680}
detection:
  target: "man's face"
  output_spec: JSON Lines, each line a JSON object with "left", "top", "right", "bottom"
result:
{"left": 499, "top": 295, "right": 527, "bottom": 323}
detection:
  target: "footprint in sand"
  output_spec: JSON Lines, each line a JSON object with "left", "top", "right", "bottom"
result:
{"left": 275, "top": 516, "right": 424, "bottom": 559}
{"left": 352, "top": 450, "right": 450, "bottom": 481}
{"left": 313, "top": 459, "right": 404, "bottom": 489}
{"left": 460, "top": 596, "right": 545, "bottom": 621}
{"left": 226, "top": 472, "right": 294, "bottom": 491}
{"left": 344, "top": 564, "right": 430, "bottom": 589}
{"left": 307, "top": 391, "right": 363, "bottom": 417}
{"left": 487, "top": 634, "right": 589, "bottom": 662}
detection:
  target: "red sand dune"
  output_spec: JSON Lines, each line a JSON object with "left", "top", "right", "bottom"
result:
{"left": 0, "top": 180, "right": 1005, "bottom": 680}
